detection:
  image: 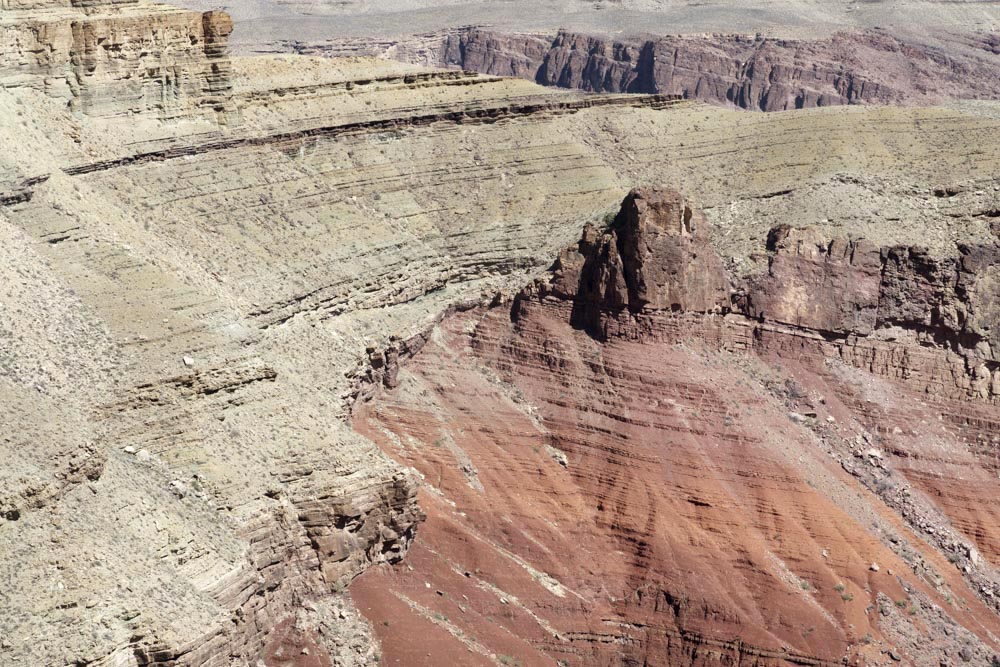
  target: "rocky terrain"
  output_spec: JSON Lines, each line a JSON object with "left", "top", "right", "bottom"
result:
{"left": 354, "top": 189, "right": 1000, "bottom": 666}
{"left": 171, "top": 0, "right": 1000, "bottom": 49}
{"left": 1, "top": 2, "right": 235, "bottom": 119}
{"left": 187, "top": 0, "right": 1000, "bottom": 113}
{"left": 432, "top": 28, "right": 1000, "bottom": 110}
{"left": 266, "top": 27, "right": 1000, "bottom": 113}
{"left": 1, "top": 0, "right": 999, "bottom": 666}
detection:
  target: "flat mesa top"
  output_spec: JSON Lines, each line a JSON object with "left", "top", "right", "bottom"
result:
{"left": 166, "top": 0, "right": 1000, "bottom": 44}
{"left": 0, "top": 2, "right": 195, "bottom": 25}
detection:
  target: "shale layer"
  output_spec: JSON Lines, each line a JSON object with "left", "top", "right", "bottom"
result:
{"left": 352, "top": 189, "right": 1000, "bottom": 666}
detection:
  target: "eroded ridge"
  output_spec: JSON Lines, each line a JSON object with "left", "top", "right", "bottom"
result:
{"left": 441, "top": 28, "right": 1000, "bottom": 111}
{"left": 290, "top": 27, "right": 1000, "bottom": 112}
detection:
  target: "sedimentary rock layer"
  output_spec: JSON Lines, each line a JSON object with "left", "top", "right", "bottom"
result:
{"left": 556, "top": 189, "right": 1000, "bottom": 402}
{"left": 352, "top": 189, "right": 1000, "bottom": 666}
{"left": 436, "top": 28, "right": 1000, "bottom": 111}
{"left": 0, "top": 2, "right": 233, "bottom": 118}
{"left": 2, "top": 5, "right": 999, "bottom": 661}
{"left": 0, "top": 39, "right": 682, "bottom": 665}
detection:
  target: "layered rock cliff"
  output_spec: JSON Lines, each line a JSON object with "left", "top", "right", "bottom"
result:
{"left": 439, "top": 28, "right": 1000, "bottom": 111}
{"left": 352, "top": 189, "right": 1000, "bottom": 666}
{"left": 552, "top": 189, "right": 1000, "bottom": 402}
{"left": 2, "top": 2, "right": 1000, "bottom": 662}
{"left": 0, "top": 1, "right": 234, "bottom": 118}
{"left": 0, "top": 21, "right": 696, "bottom": 665}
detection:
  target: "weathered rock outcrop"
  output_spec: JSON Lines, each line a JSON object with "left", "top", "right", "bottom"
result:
{"left": 441, "top": 28, "right": 1000, "bottom": 110}
{"left": 0, "top": 2, "right": 234, "bottom": 118}
{"left": 743, "top": 226, "right": 1000, "bottom": 400}
{"left": 749, "top": 225, "right": 1000, "bottom": 349}
{"left": 3, "top": 7, "right": 999, "bottom": 661}
{"left": 352, "top": 188, "right": 1000, "bottom": 667}
{"left": 550, "top": 188, "right": 730, "bottom": 315}
{"left": 545, "top": 190, "right": 1000, "bottom": 402}
{"left": 744, "top": 225, "right": 884, "bottom": 334}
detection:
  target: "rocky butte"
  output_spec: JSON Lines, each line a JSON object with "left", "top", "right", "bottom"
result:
{"left": 1, "top": 1, "right": 1000, "bottom": 666}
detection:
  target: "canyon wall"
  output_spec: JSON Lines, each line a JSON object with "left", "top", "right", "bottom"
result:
{"left": 352, "top": 189, "right": 1000, "bottom": 666}
{"left": 557, "top": 189, "right": 1000, "bottom": 403}
{"left": 439, "top": 28, "right": 1000, "bottom": 110}
{"left": 2, "top": 2, "right": 999, "bottom": 660}
{"left": 0, "top": 2, "right": 233, "bottom": 118}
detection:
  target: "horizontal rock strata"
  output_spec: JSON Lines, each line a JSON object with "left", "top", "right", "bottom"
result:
{"left": 352, "top": 188, "right": 1000, "bottom": 666}
{"left": 437, "top": 28, "right": 1000, "bottom": 111}
{"left": 0, "top": 1, "right": 233, "bottom": 119}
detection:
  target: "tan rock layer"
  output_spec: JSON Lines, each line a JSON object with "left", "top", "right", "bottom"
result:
{"left": 0, "top": 4, "right": 234, "bottom": 119}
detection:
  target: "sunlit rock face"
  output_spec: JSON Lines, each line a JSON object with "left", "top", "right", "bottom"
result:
{"left": 2, "top": 0, "right": 1000, "bottom": 663}
{"left": 352, "top": 189, "right": 1000, "bottom": 667}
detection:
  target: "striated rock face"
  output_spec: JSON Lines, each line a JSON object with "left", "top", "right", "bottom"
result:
{"left": 441, "top": 28, "right": 1000, "bottom": 110}
{"left": 548, "top": 191, "right": 1000, "bottom": 400}
{"left": 352, "top": 188, "right": 1000, "bottom": 666}
{"left": 551, "top": 190, "right": 1000, "bottom": 403}
{"left": 745, "top": 226, "right": 1000, "bottom": 399}
{"left": 0, "top": 2, "right": 234, "bottom": 119}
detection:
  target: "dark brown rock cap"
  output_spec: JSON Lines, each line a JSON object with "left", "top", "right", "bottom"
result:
{"left": 747, "top": 224, "right": 883, "bottom": 334}
{"left": 549, "top": 187, "right": 731, "bottom": 315}
{"left": 616, "top": 187, "right": 731, "bottom": 313}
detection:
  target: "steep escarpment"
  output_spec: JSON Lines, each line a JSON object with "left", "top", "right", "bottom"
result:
{"left": 352, "top": 189, "right": 1000, "bottom": 666}
{"left": 439, "top": 28, "right": 1000, "bottom": 110}
{"left": 0, "top": 1, "right": 234, "bottom": 119}
{"left": 744, "top": 225, "right": 1000, "bottom": 396}
{"left": 559, "top": 190, "right": 1000, "bottom": 403}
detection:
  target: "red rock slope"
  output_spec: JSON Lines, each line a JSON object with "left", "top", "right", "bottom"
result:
{"left": 351, "top": 189, "right": 1000, "bottom": 666}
